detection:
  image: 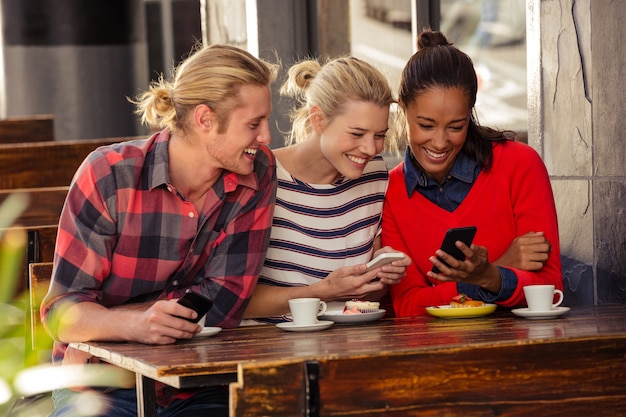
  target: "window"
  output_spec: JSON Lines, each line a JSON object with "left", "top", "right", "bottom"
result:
{"left": 350, "top": 0, "right": 528, "bottom": 135}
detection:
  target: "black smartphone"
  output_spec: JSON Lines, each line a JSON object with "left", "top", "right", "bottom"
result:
{"left": 431, "top": 226, "right": 477, "bottom": 273}
{"left": 177, "top": 289, "right": 213, "bottom": 323}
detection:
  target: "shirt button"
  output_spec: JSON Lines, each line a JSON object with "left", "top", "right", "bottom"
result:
{"left": 188, "top": 212, "right": 195, "bottom": 218}
{"left": 167, "top": 186, "right": 172, "bottom": 192}
{"left": 171, "top": 280, "right": 179, "bottom": 286}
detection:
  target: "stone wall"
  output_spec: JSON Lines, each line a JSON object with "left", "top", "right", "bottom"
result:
{"left": 528, "top": 0, "right": 626, "bottom": 305}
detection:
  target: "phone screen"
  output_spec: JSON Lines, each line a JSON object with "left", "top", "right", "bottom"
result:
{"left": 432, "top": 226, "right": 477, "bottom": 273}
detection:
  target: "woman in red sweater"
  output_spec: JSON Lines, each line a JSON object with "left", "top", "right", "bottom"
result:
{"left": 382, "top": 30, "right": 563, "bottom": 317}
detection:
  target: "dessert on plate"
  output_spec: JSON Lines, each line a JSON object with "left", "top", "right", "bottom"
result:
{"left": 343, "top": 299, "right": 380, "bottom": 314}
{"left": 450, "top": 294, "right": 485, "bottom": 308}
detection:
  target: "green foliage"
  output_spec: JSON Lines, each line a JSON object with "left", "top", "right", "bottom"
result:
{"left": 0, "top": 194, "right": 52, "bottom": 415}
{"left": 0, "top": 194, "right": 134, "bottom": 416}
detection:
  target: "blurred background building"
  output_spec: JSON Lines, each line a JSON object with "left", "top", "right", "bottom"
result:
{"left": 0, "top": 0, "right": 528, "bottom": 141}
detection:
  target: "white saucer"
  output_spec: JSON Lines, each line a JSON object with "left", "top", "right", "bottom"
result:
{"left": 276, "top": 320, "right": 334, "bottom": 332}
{"left": 194, "top": 327, "right": 222, "bottom": 338}
{"left": 511, "top": 306, "right": 570, "bottom": 319}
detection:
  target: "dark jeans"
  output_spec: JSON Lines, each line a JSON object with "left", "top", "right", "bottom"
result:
{"left": 50, "top": 386, "right": 229, "bottom": 417}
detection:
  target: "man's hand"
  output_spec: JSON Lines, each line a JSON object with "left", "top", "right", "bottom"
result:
{"left": 128, "top": 299, "right": 203, "bottom": 344}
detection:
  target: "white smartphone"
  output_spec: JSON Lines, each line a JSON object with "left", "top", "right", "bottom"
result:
{"left": 365, "top": 252, "right": 405, "bottom": 272}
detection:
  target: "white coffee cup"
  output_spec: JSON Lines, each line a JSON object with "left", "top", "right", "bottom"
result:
{"left": 288, "top": 298, "right": 327, "bottom": 326}
{"left": 523, "top": 285, "right": 564, "bottom": 312}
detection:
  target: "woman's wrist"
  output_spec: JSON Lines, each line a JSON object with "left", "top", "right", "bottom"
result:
{"left": 309, "top": 279, "right": 331, "bottom": 301}
{"left": 480, "top": 263, "right": 503, "bottom": 294}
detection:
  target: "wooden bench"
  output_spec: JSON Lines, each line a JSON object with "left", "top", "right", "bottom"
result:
{"left": 1, "top": 227, "right": 57, "bottom": 360}
{"left": 0, "top": 137, "right": 137, "bottom": 294}
{"left": 0, "top": 224, "right": 57, "bottom": 296}
{"left": 0, "top": 187, "right": 66, "bottom": 295}
{"left": 0, "top": 187, "right": 68, "bottom": 228}
{"left": 0, "top": 114, "right": 54, "bottom": 144}
{"left": 28, "top": 262, "right": 53, "bottom": 352}
{"left": 25, "top": 225, "right": 57, "bottom": 270}
{"left": 0, "top": 136, "right": 141, "bottom": 189}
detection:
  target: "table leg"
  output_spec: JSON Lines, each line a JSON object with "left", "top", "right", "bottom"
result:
{"left": 135, "top": 374, "right": 157, "bottom": 417}
{"left": 305, "top": 361, "right": 320, "bottom": 417}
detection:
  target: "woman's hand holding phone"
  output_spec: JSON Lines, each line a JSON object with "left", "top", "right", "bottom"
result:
{"left": 364, "top": 250, "right": 410, "bottom": 287}
{"left": 365, "top": 252, "right": 406, "bottom": 271}
{"left": 428, "top": 226, "right": 503, "bottom": 294}
{"left": 431, "top": 226, "right": 477, "bottom": 274}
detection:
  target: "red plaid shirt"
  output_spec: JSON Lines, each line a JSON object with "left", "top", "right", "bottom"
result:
{"left": 42, "top": 129, "right": 276, "bottom": 405}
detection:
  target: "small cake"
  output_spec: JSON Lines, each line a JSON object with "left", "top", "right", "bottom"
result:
{"left": 450, "top": 294, "right": 485, "bottom": 308}
{"left": 343, "top": 305, "right": 362, "bottom": 315}
{"left": 343, "top": 299, "right": 380, "bottom": 314}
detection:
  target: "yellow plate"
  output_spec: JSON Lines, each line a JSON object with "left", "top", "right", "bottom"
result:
{"left": 426, "top": 304, "right": 497, "bottom": 319}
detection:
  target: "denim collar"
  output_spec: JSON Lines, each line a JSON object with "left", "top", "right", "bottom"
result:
{"left": 403, "top": 147, "right": 478, "bottom": 197}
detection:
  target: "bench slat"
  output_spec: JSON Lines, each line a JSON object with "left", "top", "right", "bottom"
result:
{"left": 0, "top": 115, "right": 54, "bottom": 144}
{"left": 0, "top": 187, "right": 68, "bottom": 227}
{"left": 0, "top": 136, "right": 141, "bottom": 189}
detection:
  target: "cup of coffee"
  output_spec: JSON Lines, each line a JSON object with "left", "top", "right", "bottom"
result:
{"left": 288, "top": 298, "right": 327, "bottom": 326}
{"left": 523, "top": 285, "right": 564, "bottom": 312}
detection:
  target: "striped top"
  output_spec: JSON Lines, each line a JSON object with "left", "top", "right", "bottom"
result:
{"left": 258, "top": 155, "right": 389, "bottom": 288}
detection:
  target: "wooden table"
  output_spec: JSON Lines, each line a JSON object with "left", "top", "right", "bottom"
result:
{"left": 71, "top": 304, "right": 626, "bottom": 416}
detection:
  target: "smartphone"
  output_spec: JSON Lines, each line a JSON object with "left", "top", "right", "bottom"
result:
{"left": 177, "top": 289, "right": 213, "bottom": 323}
{"left": 431, "top": 226, "right": 477, "bottom": 273}
{"left": 365, "top": 252, "right": 405, "bottom": 272}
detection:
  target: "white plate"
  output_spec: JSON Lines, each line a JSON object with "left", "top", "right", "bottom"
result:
{"left": 320, "top": 309, "right": 386, "bottom": 324}
{"left": 511, "top": 306, "right": 570, "bottom": 319}
{"left": 276, "top": 320, "right": 334, "bottom": 332}
{"left": 194, "top": 327, "right": 222, "bottom": 338}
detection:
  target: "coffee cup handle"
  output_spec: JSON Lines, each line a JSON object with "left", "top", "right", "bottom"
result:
{"left": 317, "top": 301, "right": 327, "bottom": 316}
{"left": 552, "top": 289, "right": 564, "bottom": 308}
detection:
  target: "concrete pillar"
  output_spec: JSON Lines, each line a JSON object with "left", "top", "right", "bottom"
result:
{"left": 252, "top": 0, "right": 350, "bottom": 149}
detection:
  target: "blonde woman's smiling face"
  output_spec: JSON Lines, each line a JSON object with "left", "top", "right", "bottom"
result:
{"left": 405, "top": 87, "right": 471, "bottom": 183}
{"left": 318, "top": 100, "right": 389, "bottom": 180}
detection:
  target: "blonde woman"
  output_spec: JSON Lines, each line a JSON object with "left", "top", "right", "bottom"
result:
{"left": 244, "top": 56, "right": 410, "bottom": 322}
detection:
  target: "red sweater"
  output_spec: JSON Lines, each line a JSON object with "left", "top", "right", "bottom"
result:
{"left": 382, "top": 140, "right": 563, "bottom": 317}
